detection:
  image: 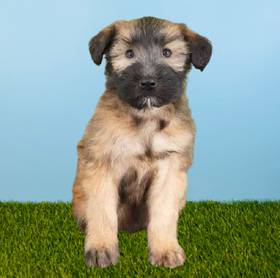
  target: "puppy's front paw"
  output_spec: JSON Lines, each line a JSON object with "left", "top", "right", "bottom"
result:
{"left": 85, "top": 245, "right": 119, "bottom": 268}
{"left": 149, "top": 246, "right": 185, "bottom": 268}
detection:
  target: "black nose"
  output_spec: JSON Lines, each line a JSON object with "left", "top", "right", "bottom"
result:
{"left": 139, "top": 79, "right": 157, "bottom": 90}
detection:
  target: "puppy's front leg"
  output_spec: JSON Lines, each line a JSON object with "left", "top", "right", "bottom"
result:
{"left": 83, "top": 165, "right": 119, "bottom": 268}
{"left": 148, "top": 158, "right": 187, "bottom": 268}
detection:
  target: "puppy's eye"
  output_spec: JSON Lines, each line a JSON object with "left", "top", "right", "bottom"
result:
{"left": 162, "top": 48, "right": 172, "bottom": 58}
{"left": 125, "top": 49, "right": 134, "bottom": 59}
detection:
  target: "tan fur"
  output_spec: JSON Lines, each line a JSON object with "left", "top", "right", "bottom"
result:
{"left": 162, "top": 39, "right": 189, "bottom": 71}
{"left": 110, "top": 21, "right": 136, "bottom": 72}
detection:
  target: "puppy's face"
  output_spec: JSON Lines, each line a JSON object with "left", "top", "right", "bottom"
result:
{"left": 89, "top": 17, "right": 212, "bottom": 109}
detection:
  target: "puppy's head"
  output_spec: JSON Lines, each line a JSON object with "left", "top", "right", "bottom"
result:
{"left": 89, "top": 17, "right": 212, "bottom": 109}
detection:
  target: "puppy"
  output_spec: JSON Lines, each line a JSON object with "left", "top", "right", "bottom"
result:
{"left": 72, "top": 16, "right": 212, "bottom": 268}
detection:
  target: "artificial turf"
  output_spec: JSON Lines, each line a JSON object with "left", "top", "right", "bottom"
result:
{"left": 0, "top": 201, "right": 279, "bottom": 277}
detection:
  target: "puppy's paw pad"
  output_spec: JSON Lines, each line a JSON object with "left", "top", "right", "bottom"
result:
{"left": 85, "top": 245, "right": 119, "bottom": 268}
{"left": 149, "top": 247, "right": 185, "bottom": 268}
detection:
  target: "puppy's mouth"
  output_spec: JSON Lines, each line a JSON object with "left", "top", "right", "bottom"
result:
{"left": 136, "top": 96, "right": 162, "bottom": 109}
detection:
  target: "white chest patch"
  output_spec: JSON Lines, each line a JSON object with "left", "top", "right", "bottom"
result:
{"left": 110, "top": 117, "right": 193, "bottom": 163}
{"left": 151, "top": 130, "right": 193, "bottom": 155}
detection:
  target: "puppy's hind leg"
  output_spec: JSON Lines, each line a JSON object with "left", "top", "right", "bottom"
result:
{"left": 72, "top": 142, "right": 89, "bottom": 232}
{"left": 72, "top": 182, "right": 87, "bottom": 232}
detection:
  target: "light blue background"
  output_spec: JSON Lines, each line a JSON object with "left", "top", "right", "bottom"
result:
{"left": 0, "top": 1, "right": 279, "bottom": 201}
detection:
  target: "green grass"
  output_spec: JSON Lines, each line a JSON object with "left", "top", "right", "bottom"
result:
{"left": 0, "top": 202, "right": 279, "bottom": 277}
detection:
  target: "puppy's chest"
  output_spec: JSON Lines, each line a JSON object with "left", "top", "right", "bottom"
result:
{"left": 111, "top": 117, "right": 192, "bottom": 161}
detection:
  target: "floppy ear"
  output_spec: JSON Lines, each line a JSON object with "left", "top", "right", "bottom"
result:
{"left": 89, "top": 24, "right": 116, "bottom": 65}
{"left": 180, "top": 24, "right": 212, "bottom": 71}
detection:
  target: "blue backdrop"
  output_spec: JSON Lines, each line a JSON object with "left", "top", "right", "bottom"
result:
{"left": 0, "top": 0, "right": 279, "bottom": 201}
